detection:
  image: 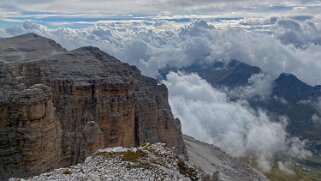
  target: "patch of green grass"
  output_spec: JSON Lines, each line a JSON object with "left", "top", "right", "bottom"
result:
{"left": 95, "top": 149, "right": 147, "bottom": 162}
{"left": 265, "top": 166, "right": 309, "bottom": 181}
{"left": 95, "top": 151, "right": 121, "bottom": 159}
{"left": 122, "top": 150, "right": 146, "bottom": 162}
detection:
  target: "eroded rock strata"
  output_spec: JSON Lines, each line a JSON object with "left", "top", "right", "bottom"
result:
{"left": 0, "top": 33, "right": 186, "bottom": 180}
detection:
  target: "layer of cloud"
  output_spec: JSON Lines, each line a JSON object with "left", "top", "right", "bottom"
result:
{"left": 163, "top": 72, "right": 311, "bottom": 172}
{"left": 4, "top": 19, "right": 321, "bottom": 86}
{"left": 226, "top": 73, "right": 274, "bottom": 100}
{"left": 278, "top": 161, "right": 294, "bottom": 175}
{"left": 275, "top": 18, "right": 321, "bottom": 46}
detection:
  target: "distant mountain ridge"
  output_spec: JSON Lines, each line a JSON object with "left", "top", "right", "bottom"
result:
{"left": 273, "top": 73, "right": 321, "bottom": 103}
{"left": 160, "top": 60, "right": 261, "bottom": 88}
{"left": 160, "top": 59, "right": 321, "bottom": 152}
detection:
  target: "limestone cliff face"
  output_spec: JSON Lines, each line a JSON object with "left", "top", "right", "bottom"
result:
{"left": 0, "top": 33, "right": 186, "bottom": 180}
{"left": 0, "top": 84, "right": 62, "bottom": 179}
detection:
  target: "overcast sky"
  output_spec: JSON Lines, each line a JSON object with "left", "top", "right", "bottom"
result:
{"left": 1, "top": 0, "right": 321, "bottom": 27}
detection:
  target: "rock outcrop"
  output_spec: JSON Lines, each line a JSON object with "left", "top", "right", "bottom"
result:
{"left": 0, "top": 33, "right": 186, "bottom": 180}
{"left": 10, "top": 143, "right": 201, "bottom": 181}
{"left": 9, "top": 138, "right": 268, "bottom": 181}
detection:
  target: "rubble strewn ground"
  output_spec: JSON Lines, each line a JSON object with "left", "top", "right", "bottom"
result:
{"left": 10, "top": 143, "right": 206, "bottom": 181}
{"left": 184, "top": 136, "right": 268, "bottom": 181}
{"left": 10, "top": 137, "right": 271, "bottom": 181}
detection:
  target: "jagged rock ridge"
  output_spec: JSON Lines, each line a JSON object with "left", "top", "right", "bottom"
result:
{"left": 0, "top": 33, "right": 185, "bottom": 180}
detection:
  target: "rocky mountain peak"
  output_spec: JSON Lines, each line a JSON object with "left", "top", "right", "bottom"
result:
{"left": 277, "top": 73, "right": 304, "bottom": 83}
{"left": 70, "top": 46, "right": 121, "bottom": 63}
{"left": 73, "top": 46, "right": 102, "bottom": 52}
{"left": 0, "top": 33, "right": 66, "bottom": 63}
{"left": 71, "top": 46, "right": 105, "bottom": 56}
{"left": 14, "top": 33, "right": 42, "bottom": 39}
{"left": 273, "top": 72, "right": 314, "bottom": 103}
{"left": 0, "top": 34, "right": 185, "bottom": 180}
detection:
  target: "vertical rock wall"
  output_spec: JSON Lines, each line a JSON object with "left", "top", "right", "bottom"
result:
{"left": 0, "top": 84, "right": 61, "bottom": 179}
{"left": 0, "top": 34, "right": 186, "bottom": 180}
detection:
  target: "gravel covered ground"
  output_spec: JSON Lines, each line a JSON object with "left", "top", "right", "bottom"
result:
{"left": 10, "top": 138, "right": 269, "bottom": 181}
{"left": 184, "top": 135, "right": 268, "bottom": 181}
{"left": 10, "top": 143, "right": 203, "bottom": 181}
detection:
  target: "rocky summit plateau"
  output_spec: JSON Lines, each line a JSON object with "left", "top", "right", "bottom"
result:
{"left": 0, "top": 33, "right": 185, "bottom": 179}
{"left": 0, "top": 33, "right": 267, "bottom": 181}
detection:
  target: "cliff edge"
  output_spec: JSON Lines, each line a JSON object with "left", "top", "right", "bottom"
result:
{"left": 0, "top": 33, "right": 186, "bottom": 180}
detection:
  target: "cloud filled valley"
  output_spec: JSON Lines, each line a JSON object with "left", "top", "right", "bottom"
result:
{"left": 2, "top": 17, "right": 321, "bottom": 173}
{"left": 163, "top": 71, "right": 311, "bottom": 172}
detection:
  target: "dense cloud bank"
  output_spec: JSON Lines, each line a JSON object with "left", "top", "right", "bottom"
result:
{"left": 2, "top": 18, "right": 321, "bottom": 85}
{"left": 276, "top": 18, "right": 321, "bottom": 46}
{"left": 163, "top": 72, "right": 311, "bottom": 172}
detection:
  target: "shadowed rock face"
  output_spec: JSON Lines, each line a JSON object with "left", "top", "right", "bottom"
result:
{"left": 273, "top": 73, "right": 320, "bottom": 103}
{"left": 159, "top": 60, "right": 261, "bottom": 88}
{"left": 0, "top": 33, "right": 186, "bottom": 180}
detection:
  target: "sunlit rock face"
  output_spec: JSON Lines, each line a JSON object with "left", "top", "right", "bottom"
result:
{"left": 0, "top": 33, "right": 186, "bottom": 180}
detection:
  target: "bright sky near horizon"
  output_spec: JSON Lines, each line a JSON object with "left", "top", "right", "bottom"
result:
{"left": 1, "top": 0, "right": 321, "bottom": 28}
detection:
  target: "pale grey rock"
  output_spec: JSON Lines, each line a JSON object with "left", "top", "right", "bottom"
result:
{"left": 0, "top": 33, "right": 66, "bottom": 63}
{"left": 184, "top": 135, "right": 268, "bottom": 181}
{"left": 10, "top": 143, "right": 199, "bottom": 181}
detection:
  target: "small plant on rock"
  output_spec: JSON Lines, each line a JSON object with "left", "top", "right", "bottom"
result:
{"left": 177, "top": 160, "right": 198, "bottom": 181}
{"left": 62, "top": 168, "right": 72, "bottom": 174}
{"left": 122, "top": 150, "right": 146, "bottom": 162}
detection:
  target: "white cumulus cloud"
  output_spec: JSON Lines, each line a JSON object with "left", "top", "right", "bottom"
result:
{"left": 163, "top": 72, "right": 311, "bottom": 172}
{"left": 4, "top": 19, "right": 321, "bottom": 86}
